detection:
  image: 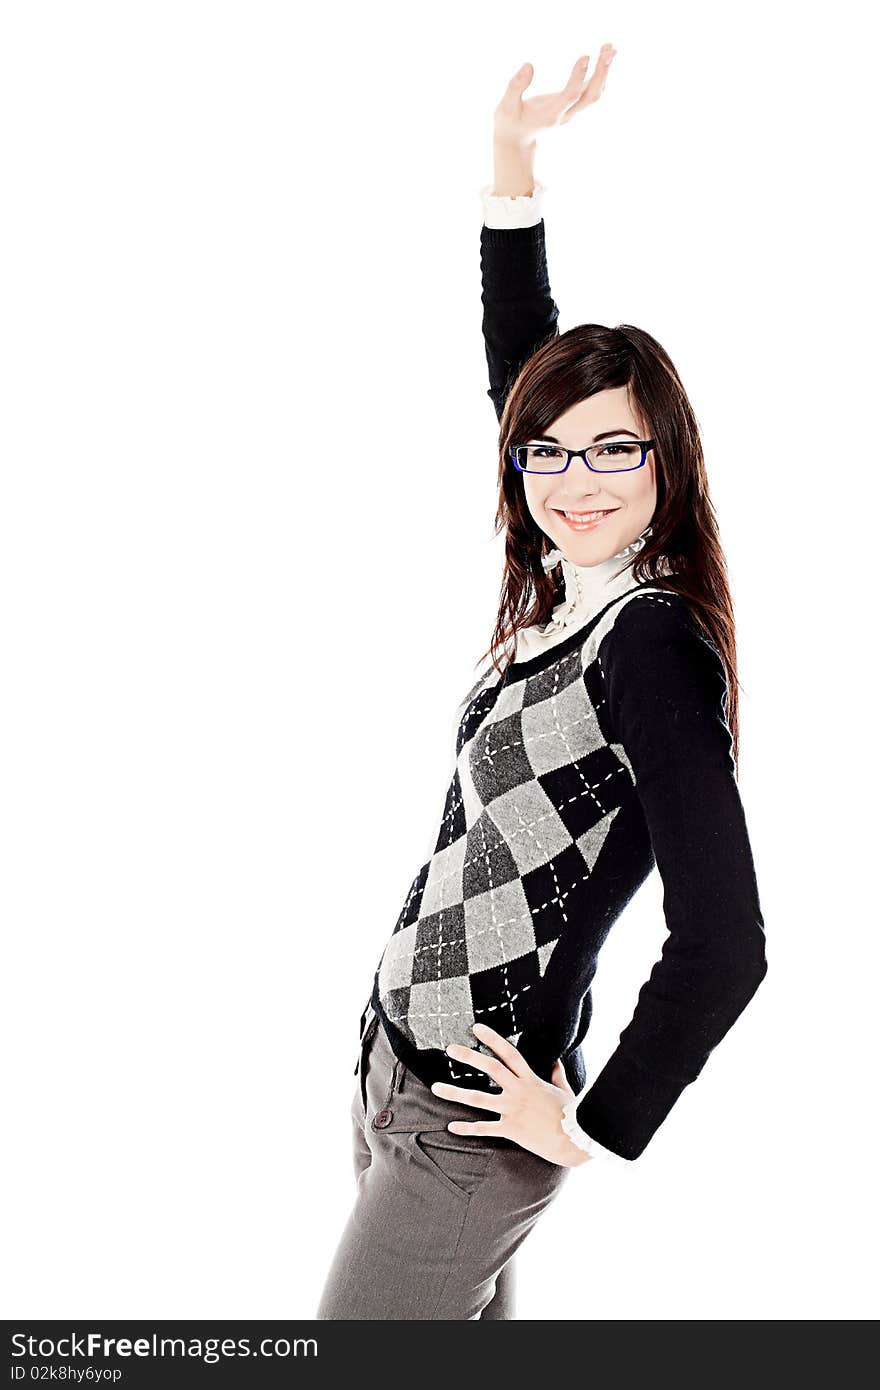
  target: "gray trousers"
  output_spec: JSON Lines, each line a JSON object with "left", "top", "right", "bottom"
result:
{"left": 315, "top": 1016, "right": 571, "bottom": 1320}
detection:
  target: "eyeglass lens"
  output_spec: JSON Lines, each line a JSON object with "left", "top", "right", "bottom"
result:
{"left": 516, "top": 442, "right": 645, "bottom": 472}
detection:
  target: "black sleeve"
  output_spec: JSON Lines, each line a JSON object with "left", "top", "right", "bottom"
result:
{"left": 575, "top": 594, "right": 769, "bottom": 1160}
{"left": 480, "top": 221, "right": 560, "bottom": 425}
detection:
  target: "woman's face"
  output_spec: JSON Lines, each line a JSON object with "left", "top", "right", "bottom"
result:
{"left": 520, "top": 386, "right": 657, "bottom": 565}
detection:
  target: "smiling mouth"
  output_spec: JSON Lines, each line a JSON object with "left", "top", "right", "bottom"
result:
{"left": 553, "top": 507, "right": 619, "bottom": 519}
{"left": 551, "top": 506, "right": 620, "bottom": 529}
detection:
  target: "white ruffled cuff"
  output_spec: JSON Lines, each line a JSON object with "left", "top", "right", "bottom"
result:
{"left": 479, "top": 180, "right": 546, "bottom": 229}
{"left": 561, "top": 1096, "right": 626, "bottom": 1163}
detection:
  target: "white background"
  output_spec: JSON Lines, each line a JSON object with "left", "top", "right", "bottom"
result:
{"left": 2, "top": 0, "right": 877, "bottom": 1320}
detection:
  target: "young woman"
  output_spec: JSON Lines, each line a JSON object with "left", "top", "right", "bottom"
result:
{"left": 316, "top": 46, "right": 768, "bottom": 1321}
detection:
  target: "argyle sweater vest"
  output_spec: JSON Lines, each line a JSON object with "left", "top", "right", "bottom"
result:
{"left": 363, "top": 581, "right": 768, "bottom": 1160}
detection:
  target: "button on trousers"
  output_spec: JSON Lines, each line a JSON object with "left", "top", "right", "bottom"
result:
{"left": 315, "top": 1016, "right": 571, "bottom": 1320}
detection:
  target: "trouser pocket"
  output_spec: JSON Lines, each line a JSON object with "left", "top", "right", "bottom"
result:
{"left": 405, "top": 1129, "right": 498, "bottom": 1203}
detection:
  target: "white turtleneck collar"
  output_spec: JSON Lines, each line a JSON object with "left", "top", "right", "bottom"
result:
{"left": 513, "top": 525, "right": 658, "bottom": 663}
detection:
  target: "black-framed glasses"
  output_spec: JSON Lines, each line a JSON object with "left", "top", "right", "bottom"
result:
{"left": 509, "top": 439, "right": 655, "bottom": 474}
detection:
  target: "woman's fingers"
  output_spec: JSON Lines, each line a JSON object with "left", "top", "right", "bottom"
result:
{"left": 447, "top": 1118, "right": 508, "bottom": 1137}
{"left": 499, "top": 60, "right": 534, "bottom": 107}
{"left": 431, "top": 1080, "right": 506, "bottom": 1112}
{"left": 551, "top": 1059, "right": 575, "bottom": 1097}
{"left": 552, "top": 54, "right": 594, "bottom": 122}
{"left": 443, "top": 1041, "right": 508, "bottom": 1085}
{"left": 559, "top": 44, "right": 617, "bottom": 124}
{"left": 561, "top": 53, "right": 591, "bottom": 102}
{"left": 444, "top": 1045, "right": 514, "bottom": 1084}
{"left": 471, "top": 1021, "right": 535, "bottom": 1077}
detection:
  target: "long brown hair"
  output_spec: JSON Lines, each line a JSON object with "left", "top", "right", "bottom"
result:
{"left": 478, "top": 322, "right": 743, "bottom": 764}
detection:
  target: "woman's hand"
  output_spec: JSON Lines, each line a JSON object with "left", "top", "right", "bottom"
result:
{"left": 430, "top": 1021, "right": 594, "bottom": 1168}
{"left": 492, "top": 45, "right": 618, "bottom": 152}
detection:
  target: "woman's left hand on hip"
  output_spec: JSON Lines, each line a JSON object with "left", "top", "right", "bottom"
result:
{"left": 430, "top": 1021, "right": 592, "bottom": 1168}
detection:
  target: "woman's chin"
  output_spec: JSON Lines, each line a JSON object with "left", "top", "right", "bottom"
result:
{"left": 546, "top": 510, "right": 626, "bottom": 562}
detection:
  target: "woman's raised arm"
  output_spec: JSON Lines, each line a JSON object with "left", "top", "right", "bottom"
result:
{"left": 480, "top": 49, "right": 617, "bottom": 425}
{"left": 480, "top": 192, "right": 559, "bottom": 425}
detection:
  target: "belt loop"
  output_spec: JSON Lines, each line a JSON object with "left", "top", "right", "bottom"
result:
{"left": 376, "top": 1032, "right": 405, "bottom": 1113}
{"left": 358, "top": 1013, "right": 379, "bottom": 1115}
{"left": 390, "top": 1058, "right": 403, "bottom": 1098}
{"left": 359, "top": 1032, "right": 370, "bottom": 1115}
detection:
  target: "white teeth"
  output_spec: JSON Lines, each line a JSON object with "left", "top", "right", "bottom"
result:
{"left": 562, "top": 509, "right": 612, "bottom": 521}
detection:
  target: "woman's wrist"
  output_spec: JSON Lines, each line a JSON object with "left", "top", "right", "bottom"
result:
{"left": 562, "top": 1138, "right": 593, "bottom": 1167}
{"left": 491, "top": 135, "right": 537, "bottom": 197}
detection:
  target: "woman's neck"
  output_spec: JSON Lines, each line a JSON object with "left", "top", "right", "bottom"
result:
{"left": 509, "top": 526, "right": 656, "bottom": 665}
{"left": 543, "top": 525, "right": 653, "bottom": 622}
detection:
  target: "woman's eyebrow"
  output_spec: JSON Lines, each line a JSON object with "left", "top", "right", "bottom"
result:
{"left": 534, "top": 428, "right": 641, "bottom": 444}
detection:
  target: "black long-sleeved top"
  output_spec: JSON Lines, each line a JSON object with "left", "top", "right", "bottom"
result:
{"left": 480, "top": 220, "right": 560, "bottom": 425}
{"left": 361, "top": 219, "right": 767, "bottom": 1161}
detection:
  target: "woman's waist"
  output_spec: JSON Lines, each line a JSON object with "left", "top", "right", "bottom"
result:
{"left": 367, "top": 992, "right": 589, "bottom": 1097}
